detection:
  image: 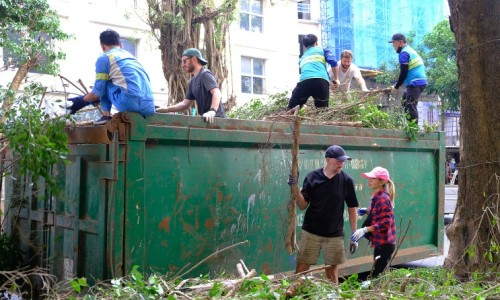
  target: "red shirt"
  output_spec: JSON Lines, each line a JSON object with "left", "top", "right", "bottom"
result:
{"left": 368, "top": 190, "right": 396, "bottom": 247}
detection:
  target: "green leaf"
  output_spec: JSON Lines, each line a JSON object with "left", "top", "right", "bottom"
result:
{"left": 70, "top": 279, "right": 81, "bottom": 293}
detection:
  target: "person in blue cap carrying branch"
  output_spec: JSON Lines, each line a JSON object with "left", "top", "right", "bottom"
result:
{"left": 67, "top": 29, "right": 155, "bottom": 125}
{"left": 163, "top": 48, "right": 226, "bottom": 123}
{"left": 287, "top": 145, "right": 359, "bottom": 284}
{"left": 389, "top": 33, "right": 427, "bottom": 122}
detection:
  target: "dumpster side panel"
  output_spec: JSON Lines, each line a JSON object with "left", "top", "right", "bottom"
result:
{"left": 124, "top": 114, "right": 444, "bottom": 277}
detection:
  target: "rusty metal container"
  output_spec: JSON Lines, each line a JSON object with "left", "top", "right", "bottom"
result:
{"left": 4, "top": 112, "right": 445, "bottom": 281}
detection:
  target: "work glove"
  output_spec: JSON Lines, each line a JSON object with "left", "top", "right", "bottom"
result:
{"left": 202, "top": 110, "right": 216, "bottom": 123}
{"left": 390, "top": 85, "right": 398, "bottom": 94}
{"left": 357, "top": 207, "right": 368, "bottom": 216}
{"left": 332, "top": 79, "right": 340, "bottom": 87}
{"left": 287, "top": 172, "right": 299, "bottom": 186}
{"left": 351, "top": 227, "right": 368, "bottom": 242}
{"left": 67, "top": 95, "right": 91, "bottom": 114}
{"left": 349, "top": 240, "right": 358, "bottom": 254}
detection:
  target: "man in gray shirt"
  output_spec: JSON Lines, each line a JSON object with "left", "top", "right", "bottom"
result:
{"left": 164, "top": 48, "right": 225, "bottom": 123}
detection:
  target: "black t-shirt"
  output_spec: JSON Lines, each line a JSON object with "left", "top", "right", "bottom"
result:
{"left": 186, "top": 69, "right": 225, "bottom": 117}
{"left": 301, "top": 168, "right": 359, "bottom": 237}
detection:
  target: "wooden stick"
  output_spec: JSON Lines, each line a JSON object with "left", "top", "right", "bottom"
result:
{"left": 58, "top": 74, "right": 86, "bottom": 94}
{"left": 173, "top": 240, "right": 249, "bottom": 281}
{"left": 286, "top": 106, "right": 300, "bottom": 255}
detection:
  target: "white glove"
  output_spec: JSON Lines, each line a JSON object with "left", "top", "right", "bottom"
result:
{"left": 351, "top": 227, "right": 368, "bottom": 242}
{"left": 202, "top": 110, "right": 216, "bottom": 123}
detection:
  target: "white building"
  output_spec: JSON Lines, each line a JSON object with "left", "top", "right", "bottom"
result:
{"left": 0, "top": 0, "right": 320, "bottom": 110}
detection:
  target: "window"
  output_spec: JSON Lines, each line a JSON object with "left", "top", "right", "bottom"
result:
{"left": 298, "top": 0, "right": 311, "bottom": 20}
{"left": 120, "top": 38, "right": 137, "bottom": 56}
{"left": 240, "top": 0, "right": 263, "bottom": 33}
{"left": 241, "top": 57, "right": 265, "bottom": 94}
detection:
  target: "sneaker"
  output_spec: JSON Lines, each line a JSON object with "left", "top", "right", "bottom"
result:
{"left": 93, "top": 116, "right": 112, "bottom": 125}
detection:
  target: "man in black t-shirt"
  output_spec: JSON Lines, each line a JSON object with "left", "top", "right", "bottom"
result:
{"left": 288, "top": 145, "right": 359, "bottom": 283}
{"left": 163, "top": 48, "right": 225, "bottom": 123}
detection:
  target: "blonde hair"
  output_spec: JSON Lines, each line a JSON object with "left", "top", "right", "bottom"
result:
{"left": 384, "top": 179, "right": 396, "bottom": 207}
{"left": 340, "top": 50, "right": 353, "bottom": 59}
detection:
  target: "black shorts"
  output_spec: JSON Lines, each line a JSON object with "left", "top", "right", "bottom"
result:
{"left": 288, "top": 78, "right": 330, "bottom": 109}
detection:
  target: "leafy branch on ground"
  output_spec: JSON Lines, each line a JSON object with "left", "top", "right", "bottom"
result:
{"left": 43, "top": 266, "right": 499, "bottom": 299}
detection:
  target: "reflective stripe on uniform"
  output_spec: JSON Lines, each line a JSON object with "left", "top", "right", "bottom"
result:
{"left": 300, "top": 54, "right": 326, "bottom": 69}
{"left": 408, "top": 56, "right": 423, "bottom": 70}
{"left": 96, "top": 73, "right": 109, "bottom": 80}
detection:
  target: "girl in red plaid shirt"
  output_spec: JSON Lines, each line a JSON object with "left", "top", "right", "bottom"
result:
{"left": 351, "top": 166, "right": 396, "bottom": 278}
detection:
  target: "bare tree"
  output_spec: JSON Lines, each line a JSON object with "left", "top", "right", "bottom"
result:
{"left": 146, "top": 0, "right": 237, "bottom": 106}
{"left": 445, "top": 0, "right": 500, "bottom": 280}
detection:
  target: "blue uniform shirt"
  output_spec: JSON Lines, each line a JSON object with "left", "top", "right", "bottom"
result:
{"left": 299, "top": 46, "right": 337, "bottom": 82}
{"left": 91, "top": 47, "right": 155, "bottom": 116}
{"left": 399, "top": 45, "right": 427, "bottom": 87}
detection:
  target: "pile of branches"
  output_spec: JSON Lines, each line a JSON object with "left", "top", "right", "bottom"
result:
{"left": 264, "top": 89, "right": 392, "bottom": 127}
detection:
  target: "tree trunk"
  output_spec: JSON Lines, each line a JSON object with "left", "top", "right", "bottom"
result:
{"left": 146, "top": 0, "right": 236, "bottom": 106}
{"left": 445, "top": 0, "right": 500, "bottom": 280}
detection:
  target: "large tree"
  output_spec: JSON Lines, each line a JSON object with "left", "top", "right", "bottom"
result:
{"left": 445, "top": 0, "right": 500, "bottom": 279}
{"left": 146, "top": 0, "right": 237, "bottom": 106}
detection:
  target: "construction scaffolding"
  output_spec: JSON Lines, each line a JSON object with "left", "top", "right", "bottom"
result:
{"left": 320, "top": 0, "right": 447, "bottom": 69}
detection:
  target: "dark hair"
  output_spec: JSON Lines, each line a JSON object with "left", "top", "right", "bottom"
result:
{"left": 302, "top": 34, "right": 318, "bottom": 48}
{"left": 100, "top": 29, "right": 121, "bottom": 46}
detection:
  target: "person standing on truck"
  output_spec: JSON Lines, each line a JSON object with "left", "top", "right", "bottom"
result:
{"left": 351, "top": 166, "right": 396, "bottom": 278}
{"left": 287, "top": 34, "right": 339, "bottom": 109}
{"left": 162, "top": 48, "right": 225, "bottom": 123}
{"left": 389, "top": 33, "right": 427, "bottom": 122}
{"left": 328, "top": 50, "right": 369, "bottom": 93}
{"left": 67, "top": 29, "right": 155, "bottom": 125}
{"left": 287, "top": 145, "right": 359, "bottom": 284}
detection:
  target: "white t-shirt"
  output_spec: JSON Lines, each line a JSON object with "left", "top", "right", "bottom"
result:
{"left": 328, "top": 63, "right": 364, "bottom": 92}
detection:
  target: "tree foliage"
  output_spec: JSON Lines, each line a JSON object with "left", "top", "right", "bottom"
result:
{"left": 146, "top": 0, "right": 238, "bottom": 106}
{"left": 422, "top": 20, "right": 459, "bottom": 111}
{"left": 1, "top": 83, "right": 69, "bottom": 188}
{"left": 0, "top": 0, "right": 69, "bottom": 113}
{"left": 0, "top": 0, "right": 70, "bottom": 196}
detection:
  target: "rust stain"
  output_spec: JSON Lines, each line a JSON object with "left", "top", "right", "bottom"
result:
{"left": 195, "top": 207, "right": 199, "bottom": 230}
{"left": 217, "top": 190, "right": 223, "bottom": 203}
{"left": 225, "top": 194, "right": 232, "bottom": 202}
{"left": 261, "top": 262, "right": 271, "bottom": 274}
{"left": 205, "top": 218, "right": 214, "bottom": 229}
{"left": 266, "top": 239, "right": 273, "bottom": 253}
{"left": 158, "top": 216, "right": 171, "bottom": 232}
{"left": 169, "top": 264, "right": 179, "bottom": 272}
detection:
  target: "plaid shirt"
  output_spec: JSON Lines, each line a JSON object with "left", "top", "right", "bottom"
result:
{"left": 368, "top": 190, "right": 396, "bottom": 247}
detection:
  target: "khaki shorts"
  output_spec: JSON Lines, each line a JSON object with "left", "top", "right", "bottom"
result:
{"left": 297, "top": 230, "right": 346, "bottom": 266}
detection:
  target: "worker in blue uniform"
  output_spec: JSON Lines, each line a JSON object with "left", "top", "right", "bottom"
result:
{"left": 67, "top": 29, "right": 155, "bottom": 125}
{"left": 287, "top": 34, "right": 339, "bottom": 109}
{"left": 389, "top": 33, "right": 427, "bottom": 122}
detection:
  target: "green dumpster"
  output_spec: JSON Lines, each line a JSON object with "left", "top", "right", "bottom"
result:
{"left": 4, "top": 112, "right": 445, "bottom": 281}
